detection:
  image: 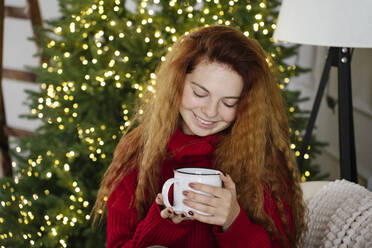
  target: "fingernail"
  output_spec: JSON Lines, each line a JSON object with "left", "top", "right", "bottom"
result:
{"left": 183, "top": 191, "right": 188, "bottom": 196}
{"left": 188, "top": 211, "right": 194, "bottom": 216}
{"left": 181, "top": 213, "right": 186, "bottom": 218}
{"left": 189, "top": 183, "right": 195, "bottom": 188}
{"left": 167, "top": 210, "right": 172, "bottom": 214}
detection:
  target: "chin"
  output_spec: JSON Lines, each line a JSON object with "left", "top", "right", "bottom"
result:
{"left": 188, "top": 126, "right": 221, "bottom": 137}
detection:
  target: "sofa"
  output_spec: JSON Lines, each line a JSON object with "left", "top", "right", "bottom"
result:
{"left": 301, "top": 180, "right": 372, "bottom": 247}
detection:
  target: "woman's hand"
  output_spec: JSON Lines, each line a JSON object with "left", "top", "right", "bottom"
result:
{"left": 182, "top": 173, "right": 240, "bottom": 231}
{"left": 155, "top": 193, "right": 190, "bottom": 224}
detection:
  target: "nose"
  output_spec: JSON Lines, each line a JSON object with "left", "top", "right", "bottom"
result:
{"left": 201, "top": 100, "right": 218, "bottom": 118}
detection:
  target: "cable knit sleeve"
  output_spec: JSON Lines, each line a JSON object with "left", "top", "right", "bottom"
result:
{"left": 107, "top": 171, "right": 193, "bottom": 248}
{"left": 212, "top": 189, "right": 293, "bottom": 248}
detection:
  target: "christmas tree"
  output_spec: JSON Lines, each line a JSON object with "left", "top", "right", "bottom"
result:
{"left": 0, "top": 0, "right": 326, "bottom": 246}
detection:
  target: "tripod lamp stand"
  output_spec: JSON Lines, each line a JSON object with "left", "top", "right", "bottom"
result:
{"left": 273, "top": 0, "right": 372, "bottom": 183}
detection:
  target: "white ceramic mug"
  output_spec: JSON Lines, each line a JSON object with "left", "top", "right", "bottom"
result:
{"left": 161, "top": 167, "right": 222, "bottom": 217}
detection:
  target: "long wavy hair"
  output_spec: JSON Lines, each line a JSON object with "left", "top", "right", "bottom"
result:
{"left": 93, "top": 25, "right": 306, "bottom": 246}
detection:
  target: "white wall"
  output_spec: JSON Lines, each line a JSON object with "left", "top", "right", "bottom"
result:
{"left": 1, "top": 0, "right": 60, "bottom": 177}
{"left": 2, "top": 0, "right": 60, "bottom": 133}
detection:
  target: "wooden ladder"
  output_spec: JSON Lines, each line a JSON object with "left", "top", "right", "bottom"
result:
{"left": 0, "top": 0, "right": 43, "bottom": 177}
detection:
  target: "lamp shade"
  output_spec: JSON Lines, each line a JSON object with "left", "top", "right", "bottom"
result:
{"left": 273, "top": 0, "right": 372, "bottom": 48}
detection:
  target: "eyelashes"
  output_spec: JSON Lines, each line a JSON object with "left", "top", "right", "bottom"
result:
{"left": 192, "top": 91, "right": 238, "bottom": 108}
{"left": 192, "top": 91, "right": 207, "bottom": 98}
{"left": 223, "top": 102, "right": 237, "bottom": 108}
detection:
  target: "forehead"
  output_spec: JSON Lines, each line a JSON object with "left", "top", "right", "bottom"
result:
{"left": 185, "top": 60, "right": 243, "bottom": 97}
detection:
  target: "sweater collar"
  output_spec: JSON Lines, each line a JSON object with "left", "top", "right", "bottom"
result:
{"left": 167, "top": 127, "right": 220, "bottom": 161}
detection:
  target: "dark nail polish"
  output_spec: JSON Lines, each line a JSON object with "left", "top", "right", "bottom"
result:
{"left": 167, "top": 210, "right": 172, "bottom": 214}
{"left": 181, "top": 213, "right": 186, "bottom": 218}
{"left": 183, "top": 191, "right": 188, "bottom": 196}
{"left": 188, "top": 211, "right": 194, "bottom": 216}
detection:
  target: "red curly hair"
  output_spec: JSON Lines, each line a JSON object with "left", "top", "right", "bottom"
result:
{"left": 93, "top": 25, "right": 306, "bottom": 246}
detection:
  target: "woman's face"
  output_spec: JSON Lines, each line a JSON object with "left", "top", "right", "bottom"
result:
{"left": 179, "top": 60, "right": 244, "bottom": 136}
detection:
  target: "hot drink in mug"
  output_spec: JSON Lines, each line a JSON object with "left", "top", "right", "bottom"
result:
{"left": 161, "top": 167, "right": 222, "bottom": 217}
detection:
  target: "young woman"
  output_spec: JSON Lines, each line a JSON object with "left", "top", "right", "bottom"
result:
{"left": 93, "top": 25, "right": 306, "bottom": 248}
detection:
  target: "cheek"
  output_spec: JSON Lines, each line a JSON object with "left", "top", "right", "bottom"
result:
{"left": 220, "top": 108, "right": 237, "bottom": 122}
{"left": 181, "top": 90, "right": 199, "bottom": 109}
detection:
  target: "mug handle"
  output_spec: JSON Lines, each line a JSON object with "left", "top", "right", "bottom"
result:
{"left": 161, "top": 178, "right": 174, "bottom": 208}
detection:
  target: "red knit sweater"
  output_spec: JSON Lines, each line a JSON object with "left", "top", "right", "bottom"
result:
{"left": 107, "top": 128, "right": 294, "bottom": 248}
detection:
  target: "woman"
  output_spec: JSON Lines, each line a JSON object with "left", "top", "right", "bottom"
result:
{"left": 93, "top": 25, "right": 306, "bottom": 247}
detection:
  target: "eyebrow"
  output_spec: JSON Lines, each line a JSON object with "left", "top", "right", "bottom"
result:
{"left": 190, "top": 81, "right": 241, "bottom": 99}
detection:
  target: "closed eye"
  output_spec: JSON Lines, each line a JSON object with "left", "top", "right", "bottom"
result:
{"left": 222, "top": 102, "right": 238, "bottom": 108}
{"left": 222, "top": 99, "right": 239, "bottom": 108}
{"left": 193, "top": 91, "right": 208, "bottom": 98}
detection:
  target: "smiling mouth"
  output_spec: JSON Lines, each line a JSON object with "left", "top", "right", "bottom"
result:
{"left": 193, "top": 112, "right": 216, "bottom": 125}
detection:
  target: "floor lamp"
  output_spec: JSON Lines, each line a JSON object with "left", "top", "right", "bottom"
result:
{"left": 273, "top": 0, "right": 372, "bottom": 183}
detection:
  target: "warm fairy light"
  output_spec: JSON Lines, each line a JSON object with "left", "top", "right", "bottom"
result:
{"left": 60, "top": 239, "right": 67, "bottom": 247}
{"left": 47, "top": 40, "right": 55, "bottom": 48}
{"left": 54, "top": 26, "right": 62, "bottom": 34}
{"left": 255, "top": 14, "right": 262, "bottom": 20}
{"left": 69, "top": 22, "right": 75, "bottom": 32}
{"left": 304, "top": 154, "right": 310, "bottom": 159}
